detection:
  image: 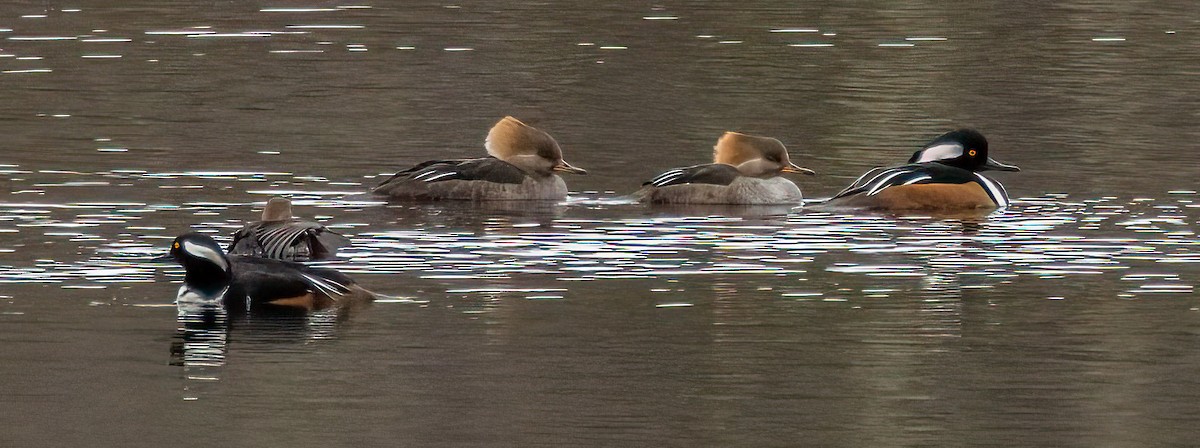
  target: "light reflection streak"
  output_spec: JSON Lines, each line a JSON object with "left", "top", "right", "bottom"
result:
{"left": 0, "top": 164, "right": 1194, "bottom": 304}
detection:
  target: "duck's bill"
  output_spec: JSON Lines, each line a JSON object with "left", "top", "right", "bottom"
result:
{"left": 982, "top": 157, "right": 1020, "bottom": 172}
{"left": 149, "top": 254, "right": 176, "bottom": 263}
{"left": 782, "top": 163, "right": 816, "bottom": 175}
{"left": 553, "top": 161, "right": 587, "bottom": 175}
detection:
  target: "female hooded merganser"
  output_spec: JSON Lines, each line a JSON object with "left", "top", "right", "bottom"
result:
{"left": 633, "top": 132, "right": 815, "bottom": 205}
{"left": 823, "top": 129, "right": 1020, "bottom": 210}
{"left": 227, "top": 197, "right": 351, "bottom": 261}
{"left": 372, "top": 116, "right": 587, "bottom": 201}
{"left": 165, "top": 233, "right": 375, "bottom": 312}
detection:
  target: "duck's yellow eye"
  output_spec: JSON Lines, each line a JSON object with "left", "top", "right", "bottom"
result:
{"left": 172, "top": 242, "right": 180, "bottom": 249}
{"left": 968, "top": 149, "right": 977, "bottom": 157}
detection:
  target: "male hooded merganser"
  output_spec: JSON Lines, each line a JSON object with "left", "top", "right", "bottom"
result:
{"left": 227, "top": 197, "right": 351, "bottom": 261}
{"left": 823, "top": 129, "right": 1020, "bottom": 210}
{"left": 372, "top": 116, "right": 587, "bottom": 201}
{"left": 633, "top": 132, "right": 815, "bottom": 205}
{"left": 165, "top": 233, "right": 374, "bottom": 312}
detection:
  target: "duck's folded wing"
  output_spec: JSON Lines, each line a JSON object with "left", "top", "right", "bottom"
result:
{"left": 827, "top": 165, "right": 936, "bottom": 200}
{"left": 829, "top": 166, "right": 889, "bottom": 198}
{"left": 296, "top": 267, "right": 356, "bottom": 297}
{"left": 377, "top": 157, "right": 527, "bottom": 186}
{"left": 229, "top": 221, "right": 348, "bottom": 261}
{"left": 229, "top": 257, "right": 324, "bottom": 302}
{"left": 643, "top": 164, "right": 741, "bottom": 187}
{"left": 309, "top": 229, "right": 351, "bottom": 260}
{"left": 228, "top": 226, "right": 266, "bottom": 257}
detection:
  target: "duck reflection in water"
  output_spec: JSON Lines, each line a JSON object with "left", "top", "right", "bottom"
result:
{"left": 169, "top": 303, "right": 348, "bottom": 400}
{"left": 159, "top": 232, "right": 375, "bottom": 399}
{"left": 378, "top": 199, "right": 566, "bottom": 231}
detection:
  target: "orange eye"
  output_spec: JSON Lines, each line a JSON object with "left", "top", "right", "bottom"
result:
{"left": 968, "top": 149, "right": 977, "bottom": 157}
{"left": 172, "top": 242, "right": 180, "bottom": 249}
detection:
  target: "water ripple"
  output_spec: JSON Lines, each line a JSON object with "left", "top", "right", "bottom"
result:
{"left": 0, "top": 167, "right": 1195, "bottom": 303}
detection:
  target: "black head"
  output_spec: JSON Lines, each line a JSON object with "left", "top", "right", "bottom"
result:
{"left": 908, "top": 129, "right": 1019, "bottom": 172}
{"left": 167, "top": 233, "right": 233, "bottom": 293}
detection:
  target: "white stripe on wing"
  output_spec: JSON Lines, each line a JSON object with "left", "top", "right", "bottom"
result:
{"left": 422, "top": 172, "right": 458, "bottom": 182}
{"left": 866, "top": 169, "right": 915, "bottom": 196}
{"left": 650, "top": 169, "right": 684, "bottom": 186}
{"left": 299, "top": 272, "right": 351, "bottom": 297}
{"left": 973, "top": 173, "right": 1009, "bottom": 207}
{"left": 899, "top": 174, "right": 932, "bottom": 186}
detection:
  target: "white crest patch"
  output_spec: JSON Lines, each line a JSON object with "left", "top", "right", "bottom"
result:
{"left": 182, "top": 240, "right": 230, "bottom": 272}
{"left": 912, "top": 143, "right": 964, "bottom": 163}
{"left": 257, "top": 224, "right": 308, "bottom": 259}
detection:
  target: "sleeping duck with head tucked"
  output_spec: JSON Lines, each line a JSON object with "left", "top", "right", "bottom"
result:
{"left": 633, "top": 131, "right": 815, "bottom": 205}
{"left": 373, "top": 116, "right": 587, "bottom": 201}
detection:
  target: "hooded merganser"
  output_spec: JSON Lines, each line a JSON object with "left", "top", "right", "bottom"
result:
{"left": 372, "top": 116, "right": 587, "bottom": 201}
{"left": 823, "top": 129, "right": 1020, "bottom": 210}
{"left": 165, "top": 233, "right": 375, "bottom": 312}
{"left": 633, "top": 132, "right": 815, "bottom": 205}
{"left": 227, "top": 197, "right": 351, "bottom": 261}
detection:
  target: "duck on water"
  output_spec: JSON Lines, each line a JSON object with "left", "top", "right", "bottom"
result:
{"left": 633, "top": 132, "right": 815, "bottom": 205}
{"left": 819, "top": 129, "right": 1019, "bottom": 211}
{"left": 162, "top": 233, "right": 375, "bottom": 313}
{"left": 373, "top": 116, "right": 586, "bottom": 201}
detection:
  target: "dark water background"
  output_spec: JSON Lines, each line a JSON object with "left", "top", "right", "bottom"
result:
{"left": 1, "top": 1, "right": 1198, "bottom": 446}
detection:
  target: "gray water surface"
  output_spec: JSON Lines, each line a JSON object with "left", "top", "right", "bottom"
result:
{"left": 2, "top": 1, "right": 1199, "bottom": 447}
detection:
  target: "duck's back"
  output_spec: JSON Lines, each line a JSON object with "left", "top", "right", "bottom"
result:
{"left": 824, "top": 162, "right": 1008, "bottom": 210}
{"left": 225, "top": 256, "right": 371, "bottom": 310}
{"left": 374, "top": 157, "right": 567, "bottom": 201}
{"left": 635, "top": 164, "right": 802, "bottom": 205}
{"left": 228, "top": 220, "right": 349, "bottom": 261}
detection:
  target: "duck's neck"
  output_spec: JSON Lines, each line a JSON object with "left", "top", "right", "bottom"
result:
{"left": 502, "top": 154, "right": 554, "bottom": 177}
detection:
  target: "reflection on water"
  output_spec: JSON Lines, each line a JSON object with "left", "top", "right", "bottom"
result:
{"left": 3, "top": 0, "right": 1200, "bottom": 445}
{"left": 5, "top": 171, "right": 1196, "bottom": 443}
{"left": 170, "top": 308, "right": 227, "bottom": 401}
{"left": 9, "top": 173, "right": 1191, "bottom": 296}
{"left": 170, "top": 301, "right": 364, "bottom": 401}
{"left": 0, "top": 170, "right": 1195, "bottom": 314}
{"left": 1, "top": 172, "right": 1197, "bottom": 309}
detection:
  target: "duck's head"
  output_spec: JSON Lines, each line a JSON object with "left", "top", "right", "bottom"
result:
{"left": 261, "top": 197, "right": 294, "bottom": 221}
{"left": 167, "top": 233, "right": 232, "bottom": 293}
{"left": 908, "top": 129, "right": 1020, "bottom": 172}
{"left": 485, "top": 116, "right": 586, "bottom": 176}
{"left": 713, "top": 132, "right": 816, "bottom": 178}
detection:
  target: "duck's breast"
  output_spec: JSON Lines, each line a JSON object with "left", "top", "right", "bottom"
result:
{"left": 422, "top": 175, "right": 569, "bottom": 201}
{"left": 725, "top": 177, "right": 803, "bottom": 205}
{"left": 636, "top": 177, "right": 802, "bottom": 205}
